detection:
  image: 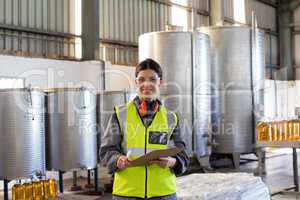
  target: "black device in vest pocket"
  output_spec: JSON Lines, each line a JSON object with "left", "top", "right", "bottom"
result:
{"left": 149, "top": 131, "right": 168, "bottom": 145}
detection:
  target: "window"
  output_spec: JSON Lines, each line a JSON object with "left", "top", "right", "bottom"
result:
{"left": 0, "top": 77, "right": 24, "bottom": 89}
{"left": 171, "top": 6, "right": 188, "bottom": 31}
{"left": 171, "top": 0, "right": 189, "bottom": 6}
{"left": 233, "top": 0, "right": 246, "bottom": 24}
{"left": 75, "top": 0, "right": 82, "bottom": 59}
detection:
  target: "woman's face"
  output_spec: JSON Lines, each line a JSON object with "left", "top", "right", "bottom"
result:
{"left": 135, "top": 69, "right": 162, "bottom": 100}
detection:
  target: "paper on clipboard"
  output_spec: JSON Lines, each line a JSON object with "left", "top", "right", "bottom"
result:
{"left": 128, "top": 147, "right": 183, "bottom": 167}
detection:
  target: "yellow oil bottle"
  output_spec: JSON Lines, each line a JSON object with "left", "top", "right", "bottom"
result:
{"left": 267, "top": 122, "right": 273, "bottom": 141}
{"left": 49, "top": 178, "right": 58, "bottom": 198}
{"left": 257, "top": 122, "right": 268, "bottom": 141}
{"left": 288, "top": 120, "right": 295, "bottom": 141}
{"left": 41, "top": 180, "right": 50, "bottom": 199}
{"left": 32, "top": 181, "right": 43, "bottom": 200}
{"left": 282, "top": 120, "right": 288, "bottom": 141}
{"left": 276, "top": 121, "right": 284, "bottom": 141}
{"left": 271, "top": 121, "right": 278, "bottom": 141}
{"left": 12, "top": 184, "right": 25, "bottom": 200}
{"left": 24, "top": 183, "right": 33, "bottom": 200}
{"left": 294, "top": 120, "right": 300, "bottom": 140}
{"left": 12, "top": 184, "right": 19, "bottom": 200}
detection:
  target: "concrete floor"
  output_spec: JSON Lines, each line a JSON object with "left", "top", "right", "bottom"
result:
{"left": 1, "top": 148, "right": 300, "bottom": 200}
{"left": 240, "top": 148, "right": 300, "bottom": 200}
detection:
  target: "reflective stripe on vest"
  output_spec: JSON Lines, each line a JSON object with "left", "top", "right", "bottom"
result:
{"left": 113, "top": 101, "right": 178, "bottom": 198}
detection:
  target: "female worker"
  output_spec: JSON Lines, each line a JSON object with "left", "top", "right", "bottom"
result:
{"left": 100, "top": 58, "right": 189, "bottom": 200}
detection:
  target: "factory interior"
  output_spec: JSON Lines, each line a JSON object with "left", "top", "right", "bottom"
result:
{"left": 1, "top": 0, "right": 300, "bottom": 199}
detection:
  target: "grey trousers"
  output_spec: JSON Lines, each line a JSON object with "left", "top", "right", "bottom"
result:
{"left": 112, "top": 193, "right": 177, "bottom": 200}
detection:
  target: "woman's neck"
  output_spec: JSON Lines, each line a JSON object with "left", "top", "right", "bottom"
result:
{"left": 139, "top": 96, "right": 157, "bottom": 102}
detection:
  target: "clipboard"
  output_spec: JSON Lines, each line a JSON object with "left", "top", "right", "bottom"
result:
{"left": 128, "top": 147, "right": 183, "bottom": 167}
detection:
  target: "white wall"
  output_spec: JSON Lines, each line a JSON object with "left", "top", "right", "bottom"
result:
{"left": 264, "top": 80, "right": 300, "bottom": 119}
{"left": 0, "top": 55, "right": 104, "bottom": 90}
{"left": 104, "top": 63, "right": 136, "bottom": 91}
{"left": 264, "top": 80, "right": 276, "bottom": 118}
{"left": 0, "top": 55, "right": 136, "bottom": 91}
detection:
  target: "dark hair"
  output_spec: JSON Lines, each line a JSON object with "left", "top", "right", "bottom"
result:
{"left": 135, "top": 58, "right": 163, "bottom": 80}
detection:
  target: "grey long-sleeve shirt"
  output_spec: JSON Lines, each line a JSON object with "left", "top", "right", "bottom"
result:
{"left": 99, "top": 96, "right": 189, "bottom": 175}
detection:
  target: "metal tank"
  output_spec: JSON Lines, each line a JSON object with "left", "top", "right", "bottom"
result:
{"left": 199, "top": 26, "right": 265, "bottom": 156}
{"left": 46, "top": 88, "right": 97, "bottom": 171}
{"left": 139, "top": 31, "right": 211, "bottom": 160}
{"left": 97, "top": 91, "right": 126, "bottom": 149}
{"left": 0, "top": 88, "right": 45, "bottom": 180}
{"left": 124, "top": 91, "right": 137, "bottom": 103}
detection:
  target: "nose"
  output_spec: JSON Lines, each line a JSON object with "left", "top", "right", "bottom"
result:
{"left": 140, "top": 81, "right": 153, "bottom": 88}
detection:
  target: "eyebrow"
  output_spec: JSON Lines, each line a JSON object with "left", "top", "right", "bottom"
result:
{"left": 136, "top": 75, "right": 159, "bottom": 78}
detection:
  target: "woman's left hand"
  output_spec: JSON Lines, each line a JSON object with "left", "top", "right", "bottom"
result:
{"left": 149, "top": 157, "right": 177, "bottom": 168}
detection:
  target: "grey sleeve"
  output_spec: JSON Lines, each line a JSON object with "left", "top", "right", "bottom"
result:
{"left": 99, "top": 111, "right": 124, "bottom": 174}
{"left": 169, "top": 114, "right": 190, "bottom": 176}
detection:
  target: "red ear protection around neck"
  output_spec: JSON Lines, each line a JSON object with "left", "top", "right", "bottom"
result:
{"left": 139, "top": 99, "right": 159, "bottom": 117}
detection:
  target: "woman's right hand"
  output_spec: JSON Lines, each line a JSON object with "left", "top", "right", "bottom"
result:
{"left": 116, "top": 155, "right": 131, "bottom": 169}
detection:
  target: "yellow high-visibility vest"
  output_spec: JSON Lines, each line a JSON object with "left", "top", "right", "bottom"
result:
{"left": 113, "top": 101, "right": 178, "bottom": 198}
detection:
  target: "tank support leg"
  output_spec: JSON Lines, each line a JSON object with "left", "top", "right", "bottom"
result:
{"left": 88, "top": 170, "right": 91, "bottom": 185}
{"left": 70, "top": 170, "right": 82, "bottom": 191}
{"left": 293, "top": 148, "right": 299, "bottom": 192}
{"left": 232, "top": 153, "right": 240, "bottom": 170}
{"left": 4, "top": 179, "right": 9, "bottom": 200}
{"left": 94, "top": 167, "right": 98, "bottom": 192}
{"left": 85, "top": 169, "right": 94, "bottom": 189}
{"left": 59, "top": 170, "right": 64, "bottom": 193}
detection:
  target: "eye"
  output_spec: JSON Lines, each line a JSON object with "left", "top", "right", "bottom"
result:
{"left": 150, "top": 77, "right": 158, "bottom": 83}
{"left": 136, "top": 77, "right": 145, "bottom": 83}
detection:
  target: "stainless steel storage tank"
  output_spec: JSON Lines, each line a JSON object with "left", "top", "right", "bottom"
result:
{"left": 46, "top": 88, "right": 97, "bottom": 171}
{"left": 200, "top": 26, "right": 265, "bottom": 156}
{"left": 124, "top": 91, "right": 137, "bottom": 103}
{"left": 139, "top": 31, "right": 211, "bottom": 159}
{"left": 211, "top": 90, "right": 254, "bottom": 153}
{"left": 97, "top": 91, "right": 126, "bottom": 148}
{"left": 0, "top": 89, "right": 45, "bottom": 179}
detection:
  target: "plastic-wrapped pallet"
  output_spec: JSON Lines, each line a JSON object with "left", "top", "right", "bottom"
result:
{"left": 264, "top": 79, "right": 276, "bottom": 119}
{"left": 177, "top": 173, "right": 270, "bottom": 200}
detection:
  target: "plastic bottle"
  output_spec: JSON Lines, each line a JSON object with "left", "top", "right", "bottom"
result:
{"left": 294, "top": 119, "right": 300, "bottom": 140}
{"left": 282, "top": 120, "right": 288, "bottom": 141}
{"left": 41, "top": 180, "right": 50, "bottom": 199}
{"left": 256, "top": 122, "right": 268, "bottom": 141}
{"left": 49, "top": 178, "right": 58, "bottom": 198}
{"left": 24, "top": 183, "right": 33, "bottom": 200}
{"left": 288, "top": 119, "right": 295, "bottom": 141}
{"left": 32, "top": 181, "right": 43, "bottom": 200}
{"left": 12, "top": 184, "right": 25, "bottom": 200}
{"left": 277, "top": 120, "right": 283, "bottom": 141}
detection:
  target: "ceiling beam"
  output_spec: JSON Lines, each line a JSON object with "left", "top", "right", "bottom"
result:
{"left": 256, "top": 0, "right": 278, "bottom": 8}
